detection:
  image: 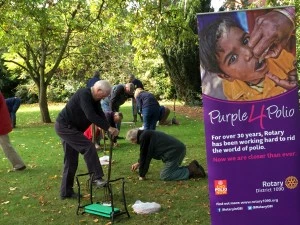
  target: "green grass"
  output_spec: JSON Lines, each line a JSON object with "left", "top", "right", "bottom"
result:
{"left": 0, "top": 102, "right": 210, "bottom": 225}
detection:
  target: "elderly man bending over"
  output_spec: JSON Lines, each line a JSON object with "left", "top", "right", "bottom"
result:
{"left": 126, "top": 128, "right": 206, "bottom": 181}
{"left": 55, "top": 80, "right": 119, "bottom": 200}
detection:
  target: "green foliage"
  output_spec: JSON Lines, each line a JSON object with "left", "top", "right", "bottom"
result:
{"left": 129, "top": 0, "right": 211, "bottom": 104}
{"left": 0, "top": 103, "right": 209, "bottom": 225}
{"left": 15, "top": 82, "right": 39, "bottom": 104}
{"left": 0, "top": 59, "right": 15, "bottom": 97}
{"left": 223, "top": 0, "right": 295, "bottom": 9}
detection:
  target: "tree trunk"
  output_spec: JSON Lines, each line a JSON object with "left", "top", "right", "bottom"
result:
{"left": 39, "top": 82, "right": 52, "bottom": 123}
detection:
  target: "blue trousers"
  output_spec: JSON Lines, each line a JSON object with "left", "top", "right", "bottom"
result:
{"left": 142, "top": 105, "right": 160, "bottom": 130}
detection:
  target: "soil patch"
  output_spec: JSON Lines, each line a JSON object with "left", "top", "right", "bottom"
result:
{"left": 173, "top": 105, "right": 203, "bottom": 120}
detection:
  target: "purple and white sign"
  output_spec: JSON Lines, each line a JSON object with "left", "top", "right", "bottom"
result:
{"left": 197, "top": 7, "right": 300, "bottom": 225}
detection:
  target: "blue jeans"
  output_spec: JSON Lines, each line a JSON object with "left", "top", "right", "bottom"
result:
{"left": 142, "top": 105, "right": 160, "bottom": 130}
{"left": 100, "top": 98, "right": 110, "bottom": 112}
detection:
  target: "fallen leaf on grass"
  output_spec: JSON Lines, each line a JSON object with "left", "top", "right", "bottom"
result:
{"left": 49, "top": 175, "right": 58, "bottom": 179}
{"left": 39, "top": 196, "right": 47, "bottom": 205}
{"left": 9, "top": 187, "right": 17, "bottom": 191}
{"left": 22, "top": 196, "right": 29, "bottom": 199}
{"left": 1, "top": 201, "right": 10, "bottom": 205}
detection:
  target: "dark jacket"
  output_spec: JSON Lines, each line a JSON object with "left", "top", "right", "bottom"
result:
{"left": 86, "top": 75, "right": 100, "bottom": 88}
{"left": 56, "top": 88, "right": 109, "bottom": 132}
{"left": 137, "top": 130, "right": 186, "bottom": 177}
{"left": 109, "top": 84, "right": 133, "bottom": 111}
{"left": 5, "top": 97, "right": 21, "bottom": 113}
{"left": 136, "top": 91, "right": 159, "bottom": 112}
{"left": 132, "top": 78, "right": 144, "bottom": 89}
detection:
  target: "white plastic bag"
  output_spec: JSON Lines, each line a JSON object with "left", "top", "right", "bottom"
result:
{"left": 132, "top": 200, "right": 161, "bottom": 214}
{"left": 99, "top": 155, "right": 110, "bottom": 165}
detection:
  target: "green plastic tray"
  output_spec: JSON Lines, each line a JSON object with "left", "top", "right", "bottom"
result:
{"left": 84, "top": 204, "right": 120, "bottom": 218}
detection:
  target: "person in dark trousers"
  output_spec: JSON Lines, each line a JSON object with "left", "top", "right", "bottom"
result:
{"left": 55, "top": 80, "right": 119, "bottom": 200}
{"left": 86, "top": 70, "right": 101, "bottom": 88}
{"left": 5, "top": 97, "right": 21, "bottom": 128}
{"left": 158, "top": 105, "right": 179, "bottom": 125}
{"left": 101, "top": 83, "right": 134, "bottom": 138}
{"left": 128, "top": 74, "right": 144, "bottom": 123}
{"left": 126, "top": 128, "right": 206, "bottom": 181}
{"left": 0, "top": 92, "right": 26, "bottom": 171}
{"left": 101, "top": 83, "right": 135, "bottom": 112}
{"left": 134, "top": 88, "right": 160, "bottom": 130}
{"left": 86, "top": 70, "right": 102, "bottom": 144}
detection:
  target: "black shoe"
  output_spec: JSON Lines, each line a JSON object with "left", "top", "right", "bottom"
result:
{"left": 14, "top": 165, "right": 26, "bottom": 171}
{"left": 93, "top": 178, "right": 107, "bottom": 188}
{"left": 61, "top": 192, "right": 82, "bottom": 200}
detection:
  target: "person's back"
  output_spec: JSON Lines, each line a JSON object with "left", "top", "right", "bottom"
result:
{"left": 144, "top": 130, "right": 185, "bottom": 160}
{"left": 57, "top": 87, "right": 109, "bottom": 132}
{"left": 110, "top": 84, "right": 134, "bottom": 111}
{"left": 5, "top": 97, "right": 21, "bottom": 113}
{"left": 136, "top": 91, "right": 159, "bottom": 108}
{"left": 128, "top": 74, "right": 143, "bottom": 122}
{"left": 5, "top": 97, "right": 21, "bottom": 128}
{"left": 128, "top": 74, "right": 144, "bottom": 89}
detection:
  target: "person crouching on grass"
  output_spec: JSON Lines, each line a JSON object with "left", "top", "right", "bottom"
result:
{"left": 126, "top": 128, "right": 206, "bottom": 181}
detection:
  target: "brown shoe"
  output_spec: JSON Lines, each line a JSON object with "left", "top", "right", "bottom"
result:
{"left": 188, "top": 160, "right": 206, "bottom": 178}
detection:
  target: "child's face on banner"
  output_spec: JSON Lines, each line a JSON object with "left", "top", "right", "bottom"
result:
{"left": 217, "top": 26, "right": 269, "bottom": 84}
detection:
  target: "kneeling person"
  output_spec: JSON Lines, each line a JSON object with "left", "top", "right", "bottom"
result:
{"left": 126, "top": 129, "right": 206, "bottom": 181}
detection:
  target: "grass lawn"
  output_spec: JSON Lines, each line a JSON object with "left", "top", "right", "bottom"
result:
{"left": 0, "top": 102, "right": 210, "bottom": 225}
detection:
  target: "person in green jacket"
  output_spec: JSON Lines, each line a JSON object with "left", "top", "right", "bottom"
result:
{"left": 126, "top": 129, "right": 206, "bottom": 181}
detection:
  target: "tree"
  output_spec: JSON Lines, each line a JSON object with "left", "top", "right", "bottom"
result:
{"left": 0, "top": 0, "right": 128, "bottom": 123}
{"left": 128, "top": 0, "right": 211, "bottom": 105}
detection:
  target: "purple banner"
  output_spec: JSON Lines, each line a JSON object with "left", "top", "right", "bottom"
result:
{"left": 197, "top": 7, "right": 300, "bottom": 225}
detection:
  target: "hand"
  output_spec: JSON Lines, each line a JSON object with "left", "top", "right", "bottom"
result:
{"left": 266, "top": 63, "right": 297, "bottom": 90}
{"left": 139, "top": 176, "right": 146, "bottom": 181}
{"left": 131, "top": 162, "right": 140, "bottom": 172}
{"left": 249, "top": 10, "right": 294, "bottom": 60}
{"left": 108, "top": 127, "right": 119, "bottom": 138}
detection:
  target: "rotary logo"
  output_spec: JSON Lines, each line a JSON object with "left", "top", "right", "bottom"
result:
{"left": 214, "top": 180, "right": 227, "bottom": 195}
{"left": 285, "top": 176, "right": 298, "bottom": 189}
